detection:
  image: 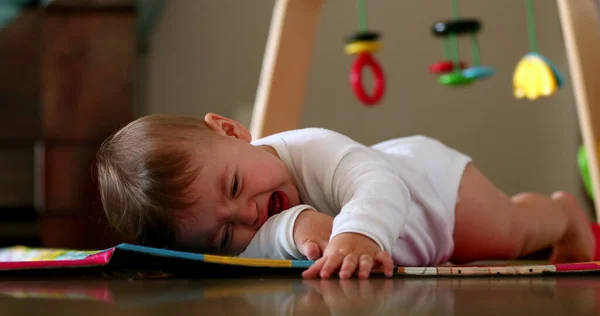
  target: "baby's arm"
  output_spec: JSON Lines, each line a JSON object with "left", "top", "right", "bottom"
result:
{"left": 238, "top": 205, "right": 310, "bottom": 259}
{"left": 237, "top": 205, "right": 333, "bottom": 260}
{"left": 292, "top": 208, "right": 333, "bottom": 260}
{"left": 292, "top": 131, "right": 410, "bottom": 279}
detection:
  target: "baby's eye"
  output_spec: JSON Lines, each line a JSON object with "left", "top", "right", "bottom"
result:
{"left": 220, "top": 224, "right": 231, "bottom": 250}
{"left": 231, "top": 174, "right": 239, "bottom": 197}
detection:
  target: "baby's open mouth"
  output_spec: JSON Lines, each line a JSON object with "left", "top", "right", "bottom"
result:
{"left": 268, "top": 191, "right": 289, "bottom": 217}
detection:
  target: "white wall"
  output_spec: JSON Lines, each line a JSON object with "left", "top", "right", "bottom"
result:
{"left": 144, "top": 0, "right": 592, "bottom": 216}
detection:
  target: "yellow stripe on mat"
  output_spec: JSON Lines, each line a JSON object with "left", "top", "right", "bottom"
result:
{"left": 203, "top": 255, "right": 293, "bottom": 267}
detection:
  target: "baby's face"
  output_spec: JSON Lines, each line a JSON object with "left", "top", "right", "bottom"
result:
{"left": 177, "top": 135, "right": 300, "bottom": 256}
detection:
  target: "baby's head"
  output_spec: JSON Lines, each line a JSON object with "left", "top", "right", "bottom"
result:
{"left": 96, "top": 113, "right": 299, "bottom": 256}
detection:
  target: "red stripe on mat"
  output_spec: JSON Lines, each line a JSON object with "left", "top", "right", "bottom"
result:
{"left": 554, "top": 261, "right": 600, "bottom": 272}
{"left": 0, "top": 248, "right": 115, "bottom": 270}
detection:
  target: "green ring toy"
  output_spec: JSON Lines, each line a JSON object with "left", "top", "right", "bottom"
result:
{"left": 578, "top": 145, "right": 594, "bottom": 200}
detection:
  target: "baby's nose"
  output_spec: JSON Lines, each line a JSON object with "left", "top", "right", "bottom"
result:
{"left": 237, "top": 200, "right": 257, "bottom": 226}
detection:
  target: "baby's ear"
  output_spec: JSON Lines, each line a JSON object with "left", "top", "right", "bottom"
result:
{"left": 204, "top": 113, "right": 252, "bottom": 142}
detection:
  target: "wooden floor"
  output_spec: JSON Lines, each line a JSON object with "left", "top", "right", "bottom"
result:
{"left": 1, "top": 276, "right": 600, "bottom": 315}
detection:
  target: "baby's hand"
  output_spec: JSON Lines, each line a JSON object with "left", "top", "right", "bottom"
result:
{"left": 293, "top": 209, "right": 333, "bottom": 261}
{"left": 302, "top": 233, "right": 394, "bottom": 280}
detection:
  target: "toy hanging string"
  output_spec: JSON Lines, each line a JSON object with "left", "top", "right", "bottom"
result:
{"left": 471, "top": 34, "right": 480, "bottom": 66}
{"left": 526, "top": 0, "right": 538, "bottom": 53}
{"left": 442, "top": 38, "right": 451, "bottom": 60}
{"left": 451, "top": 0, "right": 460, "bottom": 17}
{"left": 450, "top": 0, "right": 460, "bottom": 71}
{"left": 357, "top": 0, "right": 368, "bottom": 32}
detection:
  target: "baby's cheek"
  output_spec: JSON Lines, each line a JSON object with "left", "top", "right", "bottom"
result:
{"left": 232, "top": 226, "right": 259, "bottom": 255}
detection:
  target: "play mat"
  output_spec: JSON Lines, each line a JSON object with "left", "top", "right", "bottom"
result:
{"left": 1, "top": 243, "right": 600, "bottom": 279}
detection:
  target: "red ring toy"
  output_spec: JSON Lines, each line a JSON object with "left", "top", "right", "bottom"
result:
{"left": 350, "top": 52, "right": 385, "bottom": 106}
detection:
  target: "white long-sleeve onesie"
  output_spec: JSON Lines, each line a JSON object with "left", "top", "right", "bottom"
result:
{"left": 238, "top": 128, "right": 471, "bottom": 266}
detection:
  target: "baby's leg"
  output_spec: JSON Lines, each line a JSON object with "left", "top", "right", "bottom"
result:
{"left": 451, "top": 163, "right": 594, "bottom": 264}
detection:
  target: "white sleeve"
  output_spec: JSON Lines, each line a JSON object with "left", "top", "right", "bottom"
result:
{"left": 301, "top": 130, "right": 412, "bottom": 255}
{"left": 237, "top": 204, "right": 314, "bottom": 260}
{"left": 330, "top": 145, "right": 412, "bottom": 255}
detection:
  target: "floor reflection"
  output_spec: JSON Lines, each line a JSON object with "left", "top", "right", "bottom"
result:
{"left": 0, "top": 277, "right": 599, "bottom": 315}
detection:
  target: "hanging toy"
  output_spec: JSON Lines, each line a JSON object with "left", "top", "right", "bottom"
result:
{"left": 513, "top": 0, "right": 564, "bottom": 100}
{"left": 345, "top": 0, "right": 385, "bottom": 106}
{"left": 430, "top": 0, "right": 495, "bottom": 86}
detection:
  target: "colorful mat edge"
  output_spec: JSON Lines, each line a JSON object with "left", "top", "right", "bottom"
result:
{"left": 1, "top": 243, "right": 600, "bottom": 276}
{"left": 0, "top": 248, "right": 115, "bottom": 271}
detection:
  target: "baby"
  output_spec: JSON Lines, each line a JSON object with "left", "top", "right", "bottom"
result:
{"left": 96, "top": 113, "right": 596, "bottom": 279}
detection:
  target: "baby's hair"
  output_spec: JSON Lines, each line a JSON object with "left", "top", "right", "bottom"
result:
{"left": 96, "top": 114, "right": 215, "bottom": 248}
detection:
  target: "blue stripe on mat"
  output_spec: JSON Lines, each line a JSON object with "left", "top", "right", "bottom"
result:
{"left": 115, "top": 243, "right": 315, "bottom": 268}
{"left": 116, "top": 243, "right": 205, "bottom": 261}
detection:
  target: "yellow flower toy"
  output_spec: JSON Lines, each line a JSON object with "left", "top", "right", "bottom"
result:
{"left": 512, "top": 0, "right": 564, "bottom": 100}
{"left": 513, "top": 53, "right": 563, "bottom": 100}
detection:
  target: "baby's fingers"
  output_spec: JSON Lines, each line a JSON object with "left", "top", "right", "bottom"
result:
{"left": 339, "top": 254, "right": 358, "bottom": 280}
{"left": 320, "top": 252, "right": 345, "bottom": 279}
{"left": 375, "top": 251, "right": 394, "bottom": 277}
{"left": 302, "top": 240, "right": 322, "bottom": 261}
{"left": 358, "top": 254, "right": 374, "bottom": 279}
{"left": 302, "top": 257, "right": 326, "bottom": 279}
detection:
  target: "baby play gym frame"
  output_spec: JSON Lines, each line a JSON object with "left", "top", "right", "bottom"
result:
{"left": 248, "top": 0, "right": 600, "bottom": 221}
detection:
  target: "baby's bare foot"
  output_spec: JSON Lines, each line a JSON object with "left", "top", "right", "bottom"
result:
{"left": 549, "top": 191, "right": 595, "bottom": 264}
